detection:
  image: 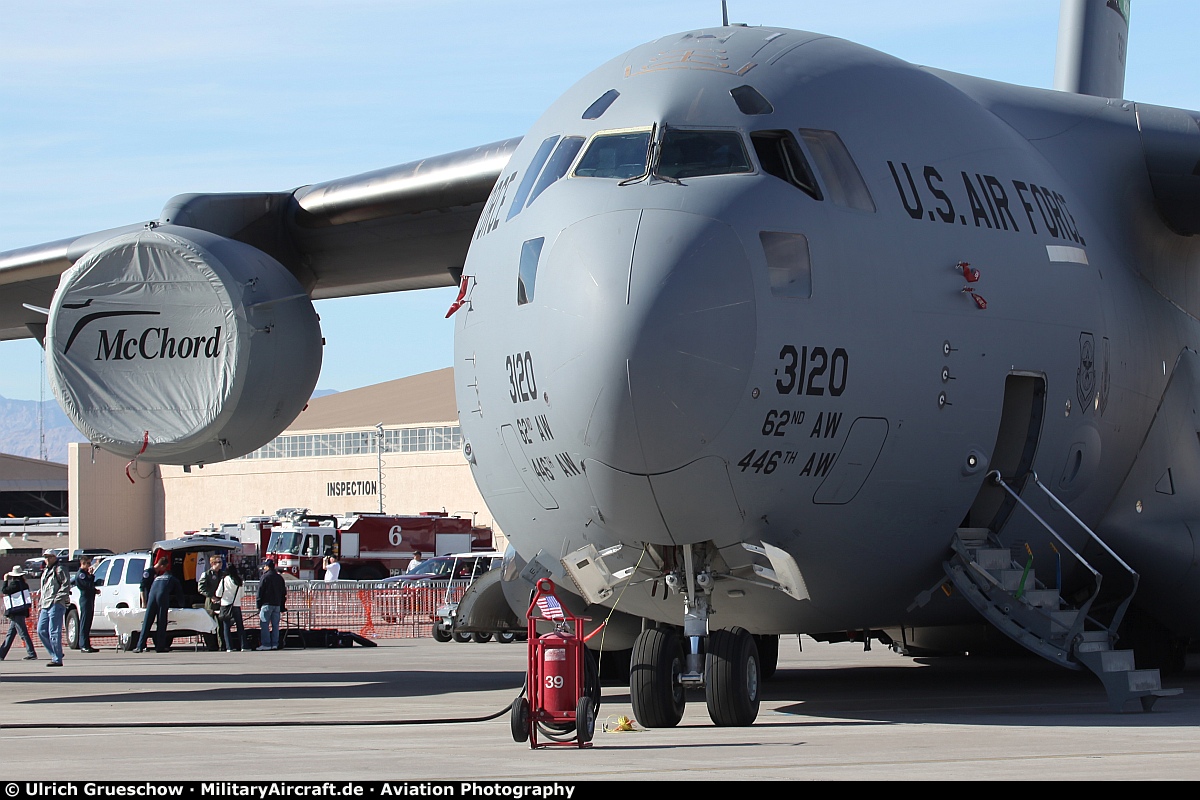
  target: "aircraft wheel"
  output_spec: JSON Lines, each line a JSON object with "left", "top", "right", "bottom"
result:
{"left": 432, "top": 625, "right": 452, "bottom": 643}
{"left": 576, "top": 696, "right": 596, "bottom": 743}
{"left": 510, "top": 696, "right": 530, "bottom": 743}
{"left": 496, "top": 631, "right": 517, "bottom": 644}
{"left": 452, "top": 631, "right": 473, "bottom": 644}
{"left": 705, "top": 627, "right": 760, "bottom": 727}
{"left": 473, "top": 632, "right": 493, "bottom": 643}
{"left": 65, "top": 608, "right": 80, "bottom": 650}
{"left": 753, "top": 634, "right": 779, "bottom": 680}
{"left": 630, "top": 627, "right": 685, "bottom": 728}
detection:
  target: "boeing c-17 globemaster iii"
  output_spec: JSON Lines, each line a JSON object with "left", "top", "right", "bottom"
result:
{"left": 2, "top": 0, "right": 1197, "bottom": 724}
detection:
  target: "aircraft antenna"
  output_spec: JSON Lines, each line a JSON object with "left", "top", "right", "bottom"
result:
{"left": 721, "top": 0, "right": 729, "bottom": 27}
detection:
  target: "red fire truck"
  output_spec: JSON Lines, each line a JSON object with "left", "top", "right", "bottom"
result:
{"left": 266, "top": 511, "right": 493, "bottom": 581}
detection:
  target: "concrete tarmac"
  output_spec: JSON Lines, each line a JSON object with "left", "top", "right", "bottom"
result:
{"left": 2, "top": 634, "right": 1199, "bottom": 781}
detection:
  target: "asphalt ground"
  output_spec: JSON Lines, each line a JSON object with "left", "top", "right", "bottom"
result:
{"left": 1, "top": 634, "right": 1199, "bottom": 781}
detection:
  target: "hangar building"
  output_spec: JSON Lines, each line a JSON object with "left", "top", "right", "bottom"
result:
{"left": 67, "top": 367, "right": 504, "bottom": 555}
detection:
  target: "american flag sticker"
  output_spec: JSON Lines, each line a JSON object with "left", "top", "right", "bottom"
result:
{"left": 537, "top": 594, "right": 566, "bottom": 620}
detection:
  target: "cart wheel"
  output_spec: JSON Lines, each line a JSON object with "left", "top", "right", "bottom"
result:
{"left": 472, "top": 632, "right": 492, "bottom": 643}
{"left": 510, "top": 696, "right": 530, "bottom": 743}
{"left": 432, "top": 625, "right": 452, "bottom": 643}
{"left": 452, "top": 631, "right": 473, "bottom": 644}
{"left": 575, "top": 696, "right": 596, "bottom": 743}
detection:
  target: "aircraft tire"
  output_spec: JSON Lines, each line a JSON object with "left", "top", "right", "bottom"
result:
{"left": 496, "top": 631, "right": 517, "bottom": 644}
{"left": 472, "top": 632, "right": 492, "bottom": 643}
{"left": 705, "top": 627, "right": 760, "bottom": 727}
{"left": 432, "top": 625, "right": 452, "bottom": 643}
{"left": 753, "top": 634, "right": 779, "bottom": 680}
{"left": 452, "top": 631, "right": 473, "bottom": 644}
{"left": 630, "top": 627, "right": 685, "bottom": 728}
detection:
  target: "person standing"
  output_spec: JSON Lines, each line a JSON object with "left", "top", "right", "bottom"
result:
{"left": 198, "top": 555, "right": 225, "bottom": 651}
{"left": 215, "top": 563, "right": 246, "bottom": 652}
{"left": 73, "top": 556, "right": 101, "bottom": 653}
{"left": 136, "top": 557, "right": 183, "bottom": 653}
{"left": 0, "top": 565, "right": 37, "bottom": 661}
{"left": 407, "top": 551, "right": 424, "bottom": 573}
{"left": 36, "top": 550, "right": 70, "bottom": 667}
{"left": 322, "top": 555, "right": 341, "bottom": 582}
{"left": 256, "top": 560, "right": 286, "bottom": 651}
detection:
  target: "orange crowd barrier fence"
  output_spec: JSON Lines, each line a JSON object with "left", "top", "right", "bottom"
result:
{"left": 20, "top": 582, "right": 470, "bottom": 655}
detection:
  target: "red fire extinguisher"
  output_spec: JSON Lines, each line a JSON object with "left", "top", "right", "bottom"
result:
{"left": 510, "top": 578, "right": 597, "bottom": 748}
{"left": 538, "top": 632, "right": 578, "bottom": 715}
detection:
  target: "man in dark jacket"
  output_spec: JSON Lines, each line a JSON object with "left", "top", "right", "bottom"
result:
{"left": 73, "top": 556, "right": 101, "bottom": 653}
{"left": 136, "top": 557, "right": 183, "bottom": 653}
{"left": 1, "top": 565, "right": 37, "bottom": 660}
{"left": 256, "top": 560, "right": 287, "bottom": 651}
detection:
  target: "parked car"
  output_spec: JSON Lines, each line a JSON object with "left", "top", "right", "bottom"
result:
{"left": 377, "top": 552, "right": 514, "bottom": 644}
{"left": 66, "top": 536, "right": 241, "bottom": 650}
{"left": 22, "top": 557, "right": 46, "bottom": 579}
{"left": 379, "top": 552, "right": 503, "bottom": 586}
{"left": 67, "top": 548, "right": 114, "bottom": 573}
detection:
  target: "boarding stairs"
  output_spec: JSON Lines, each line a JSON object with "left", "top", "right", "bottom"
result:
{"left": 943, "top": 471, "right": 1181, "bottom": 712}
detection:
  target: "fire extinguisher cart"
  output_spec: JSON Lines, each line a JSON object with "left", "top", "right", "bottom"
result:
{"left": 510, "top": 578, "right": 597, "bottom": 748}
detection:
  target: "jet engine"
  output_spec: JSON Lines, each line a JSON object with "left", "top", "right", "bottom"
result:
{"left": 45, "top": 225, "right": 322, "bottom": 465}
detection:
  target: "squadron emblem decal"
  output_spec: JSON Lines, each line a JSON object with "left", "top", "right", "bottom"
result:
{"left": 1077, "top": 332, "right": 1096, "bottom": 411}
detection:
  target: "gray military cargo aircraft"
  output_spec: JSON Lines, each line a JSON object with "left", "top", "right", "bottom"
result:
{"left": 0, "top": 0, "right": 1195, "bottom": 723}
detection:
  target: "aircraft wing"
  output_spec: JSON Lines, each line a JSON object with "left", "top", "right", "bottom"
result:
{"left": 0, "top": 137, "right": 520, "bottom": 343}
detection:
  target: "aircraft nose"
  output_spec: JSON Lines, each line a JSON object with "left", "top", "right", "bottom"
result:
{"left": 542, "top": 209, "right": 756, "bottom": 474}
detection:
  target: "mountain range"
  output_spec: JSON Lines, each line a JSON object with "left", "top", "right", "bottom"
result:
{"left": 0, "top": 390, "right": 339, "bottom": 463}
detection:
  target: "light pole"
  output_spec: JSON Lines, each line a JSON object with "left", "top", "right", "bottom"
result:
{"left": 375, "top": 422, "right": 385, "bottom": 513}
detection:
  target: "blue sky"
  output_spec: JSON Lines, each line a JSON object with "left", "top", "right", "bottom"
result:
{"left": 2, "top": 0, "right": 1197, "bottom": 401}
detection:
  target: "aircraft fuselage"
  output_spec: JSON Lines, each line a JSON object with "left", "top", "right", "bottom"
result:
{"left": 454, "top": 25, "right": 1200, "bottom": 639}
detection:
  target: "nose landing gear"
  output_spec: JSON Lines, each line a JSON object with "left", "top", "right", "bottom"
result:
{"left": 628, "top": 544, "right": 763, "bottom": 727}
{"left": 629, "top": 624, "right": 762, "bottom": 727}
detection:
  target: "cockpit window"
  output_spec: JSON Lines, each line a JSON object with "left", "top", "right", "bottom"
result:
{"left": 797, "top": 129, "right": 876, "bottom": 212}
{"left": 526, "top": 136, "right": 585, "bottom": 207}
{"left": 507, "top": 135, "right": 560, "bottom": 222}
{"left": 517, "top": 237, "right": 544, "bottom": 306}
{"left": 583, "top": 90, "right": 620, "bottom": 120}
{"left": 750, "top": 130, "right": 822, "bottom": 200}
{"left": 657, "top": 130, "right": 752, "bottom": 179}
{"left": 574, "top": 130, "right": 651, "bottom": 179}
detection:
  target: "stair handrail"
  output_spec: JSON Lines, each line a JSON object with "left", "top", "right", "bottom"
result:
{"left": 1029, "top": 472, "right": 1140, "bottom": 635}
{"left": 986, "top": 470, "right": 1099, "bottom": 646}
{"left": 988, "top": 471, "right": 1099, "bottom": 581}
